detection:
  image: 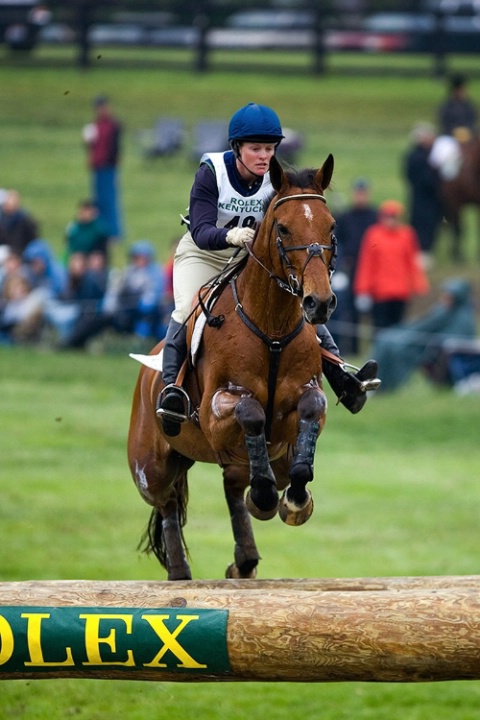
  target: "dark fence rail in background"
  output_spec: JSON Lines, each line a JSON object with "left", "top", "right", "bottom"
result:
{"left": 1, "top": 0, "right": 480, "bottom": 76}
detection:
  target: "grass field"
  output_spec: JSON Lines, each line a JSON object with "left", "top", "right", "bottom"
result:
{"left": 1, "top": 47, "right": 480, "bottom": 719}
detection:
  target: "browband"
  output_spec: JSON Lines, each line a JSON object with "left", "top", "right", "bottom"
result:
{"left": 274, "top": 193, "right": 326, "bottom": 209}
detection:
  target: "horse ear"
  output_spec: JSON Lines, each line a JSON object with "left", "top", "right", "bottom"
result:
{"left": 314, "top": 154, "right": 334, "bottom": 192}
{"left": 269, "top": 155, "right": 288, "bottom": 193}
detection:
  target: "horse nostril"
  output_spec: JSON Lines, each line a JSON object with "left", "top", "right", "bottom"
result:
{"left": 303, "top": 295, "right": 317, "bottom": 312}
{"left": 329, "top": 293, "right": 337, "bottom": 312}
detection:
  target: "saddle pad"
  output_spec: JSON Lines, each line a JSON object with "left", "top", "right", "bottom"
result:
{"left": 129, "top": 312, "right": 207, "bottom": 373}
{"left": 190, "top": 311, "right": 207, "bottom": 366}
{"left": 129, "top": 351, "right": 163, "bottom": 371}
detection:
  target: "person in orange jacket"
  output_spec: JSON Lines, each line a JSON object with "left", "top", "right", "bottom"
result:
{"left": 353, "top": 200, "right": 430, "bottom": 332}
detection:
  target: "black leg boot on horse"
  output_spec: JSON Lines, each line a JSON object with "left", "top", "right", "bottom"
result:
{"left": 318, "top": 325, "right": 381, "bottom": 413}
{"left": 155, "top": 319, "right": 189, "bottom": 437}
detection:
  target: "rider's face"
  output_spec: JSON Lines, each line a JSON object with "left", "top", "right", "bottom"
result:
{"left": 237, "top": 142, "right": 276, "bottom": 178}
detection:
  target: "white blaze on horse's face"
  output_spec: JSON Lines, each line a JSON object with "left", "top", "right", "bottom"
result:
{"left": 303, "top": 203, "right": 314, "bottom": 222}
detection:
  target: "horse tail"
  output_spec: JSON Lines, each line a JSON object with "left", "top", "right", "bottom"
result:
{"left": 138, "top": 475, "right": 190, "bottom": 569}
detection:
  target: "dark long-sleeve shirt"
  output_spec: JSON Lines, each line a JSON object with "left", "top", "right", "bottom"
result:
{"left": 188, "top": 151, "right": 265, "bottom": 251}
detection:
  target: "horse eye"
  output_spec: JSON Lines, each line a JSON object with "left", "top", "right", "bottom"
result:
{"left": 277, "top": 224, "right": 288, "bottom": 236}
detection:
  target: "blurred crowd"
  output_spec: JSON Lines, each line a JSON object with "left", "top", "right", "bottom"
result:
{"left": 325, "top": 72, "right": 480, "bottom": 393}
{"left": 0, "top": 190, "right": 174, "bottom": 349}
{"left": 1, "top": 75, "right": 479, "bottom": 393}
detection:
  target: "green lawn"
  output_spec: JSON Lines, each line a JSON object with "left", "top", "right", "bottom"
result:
{"left": 1, "top": 50, "right": 480, "bottom": 719}
{"left": 1, "top": 346, "right": 480, "bottom": 719}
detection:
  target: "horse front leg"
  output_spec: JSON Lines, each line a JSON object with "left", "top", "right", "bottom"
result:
{"left": 234, "top": 396, "right": 279, "bottom": 520}
{"left": 279, "top": 387, "right": 326, "bottom": 526}
{"left": 223, "top": 464, "right": 260, "bottom": 579}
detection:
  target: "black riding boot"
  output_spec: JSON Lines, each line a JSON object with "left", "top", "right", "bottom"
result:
{"left": 317, "top": 325, "right": 380, "bottom": 414}
{"left": 155, "top": 319, "right": 189, "bottom": 437}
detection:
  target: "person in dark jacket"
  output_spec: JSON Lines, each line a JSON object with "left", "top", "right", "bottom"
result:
{"left": 372, "top": 278, "right": 476, "bottom": 393}
{"left": 330, "top": 178, "right": 377, "bottom": 354}
{"left": 404, "top": 122, "right": 443, "bottom": 259}
{"left": 437, "top": 73, "right": 478, "bottom": 138}
{"left": 82, "top": 96, "right": 123, "bottom": 240}
{"left": 0, "top": 190, "right": 39, "bottom": 256}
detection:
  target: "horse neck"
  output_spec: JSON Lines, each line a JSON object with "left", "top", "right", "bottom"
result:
{"left": 235, "top": 232, "right": 303, "bottom": 338}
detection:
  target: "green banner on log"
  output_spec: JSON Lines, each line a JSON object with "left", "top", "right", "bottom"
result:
{"left": 0, "top": 606, "right": 230, "bottom": 674}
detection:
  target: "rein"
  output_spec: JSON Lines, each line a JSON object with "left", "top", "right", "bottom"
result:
{"left": 230, "top": 277, "right": 304, "bottom": 441}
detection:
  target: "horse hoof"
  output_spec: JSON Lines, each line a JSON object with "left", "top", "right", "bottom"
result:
{"left": 278, "top": 487, "right": 314, "bottom": 526}
{"left": 245, "top": 489, "right": 278, "bottom": 520}
{"left": 167, "top": 565, "right": 192, "bottom": 581}
{"left": 225, "top": 562, "right": 258, "bottom": 579}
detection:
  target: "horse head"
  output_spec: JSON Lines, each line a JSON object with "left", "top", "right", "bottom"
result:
{"left": 264, "top": 154, "right": 337, "bottom": 325}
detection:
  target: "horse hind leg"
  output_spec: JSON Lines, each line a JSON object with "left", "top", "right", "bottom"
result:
{"left": 234, "top": 396, "right": 279, "bottom": 521}
{"left": 135, "top": 453, "right": 193, "bottom": 581}
{"left": 279, "top": 389, "right": 326, "bottom": 526}
{"left": 223, "top": 466, "right": 260, "bottom": 579}
{"left": 140, "top": 500, "right": 192, "bottom": 581}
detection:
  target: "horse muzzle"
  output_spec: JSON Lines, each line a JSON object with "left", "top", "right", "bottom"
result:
{"left": 302, "top": 293, "right": 337, "bottom": 325}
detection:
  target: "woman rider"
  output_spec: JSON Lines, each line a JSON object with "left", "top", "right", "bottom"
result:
{"left": 156, "top": 102, "right": 379, "bottom": 437}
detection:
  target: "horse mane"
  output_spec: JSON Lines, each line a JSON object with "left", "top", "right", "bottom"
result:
{"left": 263, "top": 167, "right": 321, "bottom": 213}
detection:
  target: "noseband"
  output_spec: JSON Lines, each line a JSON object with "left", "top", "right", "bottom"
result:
{"left": 246, "top": 192, "right": 337, "bottom": 297}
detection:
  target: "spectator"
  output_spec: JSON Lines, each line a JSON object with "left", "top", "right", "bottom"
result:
{"left": 0, "top": 244, "right": 21, "bottom": 290}
{"left": 430, "top": 74, "right": 479, "bottom": 182}
{"left": 82, "top": 95, "right": 123, "bottom": 240}
{"left": 65, "top": 199, "right": 110, "bottom": 261}
{"left": 404, "top": 122, "right": 443, "bottom": 262}
{"left": 354, "top": 200, "right": 430, "bottom": 332}
{"left": 437, "top": 73, "right": 478, "bottom": 138}
{"left": 329, "top": 178, "right": 377, "bottom": 354}
{"left": 372, "top": 278, "right": 476, "bottom": 393}
{"left": 47, "top": 251, "right": 108, "bottom": 343}
{"left": 0, "top": 272, "right": 42, "bottom": 344}
{"left": 0, "top": 247, "right": 46, "bottom": 344}
{"left": 0, "top": 190, "right": 39, "bottom": 255}
{"left": 63, "top": 240, "right": 167, "bottom": 349}
{"left": 22, "top": 239, "right": 67, "bottom": 299}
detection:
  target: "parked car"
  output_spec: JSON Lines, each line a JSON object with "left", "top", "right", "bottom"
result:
{"left": 38, "top": 22, "right": 74, "bottom": 45}
{"left": 88, "top": 24, "right": 147, "bottom": 47}
{"left": 0, "top": 0, "right": 51, "bottom": 50}
{"left": 148, "top": 26, "right": 199, "bottom": 48}
{"left": 326, "top": 10, "right": 480, "bottom": 53}
{"left": 224, "top": 9, "right": 315, "bottom": 30}
{"left": 210, "top": 8, "right": 317, "bottom": 50}
{"left": 422, "top": 0, "right": 480, "bottom": 14}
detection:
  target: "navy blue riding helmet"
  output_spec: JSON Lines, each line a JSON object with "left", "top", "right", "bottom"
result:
{"left": 228, "top": 103, "right": 285, "bottom": 154}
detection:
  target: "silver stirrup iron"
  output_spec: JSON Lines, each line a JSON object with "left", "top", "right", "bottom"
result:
{"left": 341, "top": 362, "right": 382, "bottom": 393}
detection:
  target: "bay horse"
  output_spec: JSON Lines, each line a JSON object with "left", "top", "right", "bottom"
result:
{"left": 127, "top": 154, "right": 337, "bottom": 581}
{"left": 441, "top": 135, "right": 480, "bottom": 262}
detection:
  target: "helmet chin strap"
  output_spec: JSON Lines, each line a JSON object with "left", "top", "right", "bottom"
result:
{"left": 232, "top": 141, "right": 267, "bottom": 182}
{"left": 237, "top": 154, "right": 264, "bottom": 181}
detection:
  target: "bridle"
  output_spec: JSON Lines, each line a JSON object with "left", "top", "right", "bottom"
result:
{"left": 229, "top": 191, "right": 336, "bottom": 440}
{"left": 245, "top": 192, "right": 337, "bottom": 297}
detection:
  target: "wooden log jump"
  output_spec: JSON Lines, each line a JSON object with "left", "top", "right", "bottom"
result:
{"left": 1, "top": 577, "right": 480, "bottom": 683}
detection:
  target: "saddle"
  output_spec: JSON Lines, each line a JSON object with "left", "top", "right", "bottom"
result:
{"left": 172, "top": 255, "right": 249, "bottom": 419}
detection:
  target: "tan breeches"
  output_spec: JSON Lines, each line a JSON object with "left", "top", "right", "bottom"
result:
{"left": 171, "top": 231, "right": 246, "bottom": 323}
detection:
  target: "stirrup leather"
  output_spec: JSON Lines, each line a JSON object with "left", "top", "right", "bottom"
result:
{"left": 155, "top": 384, "right": 191, "bottom": 423}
